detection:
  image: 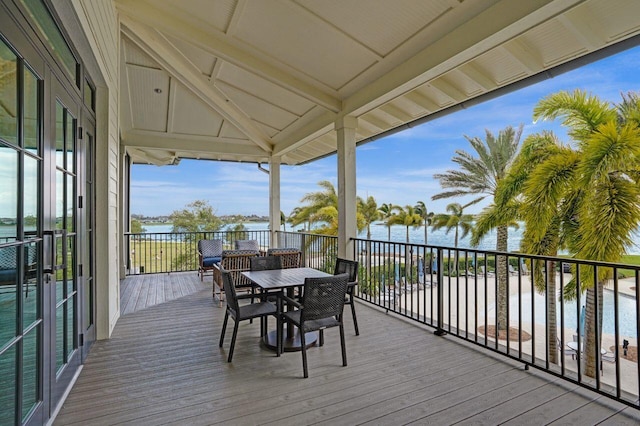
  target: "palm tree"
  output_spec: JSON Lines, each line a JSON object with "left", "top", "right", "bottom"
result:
{"left": 433, "top": 125, "right": 522, "bottom": 331}
{"left": 378, "top": 203, "right": 394, "bottom": 241}
{"left": 525, "top": 90, "right": 640, "bottom": 377}
{"left": 296, "top": 180, "right": 365, "bottom": 236}
{"left": 414, "top": 200, "right": 434, "bottom": 245}
{"left": 358, "top": 196, "right": 380, "bottom": 240}
{"left": 473, "top": 131, "right": 564, "bottom": 363}
{"left": 387, "top": 205, "right": 423, "bottom": 243}
{"left": 432, "top": 203, "right": 474, "bottom": 274}
{"left": 280, "top": 210, "right": 287, "bottom": 232}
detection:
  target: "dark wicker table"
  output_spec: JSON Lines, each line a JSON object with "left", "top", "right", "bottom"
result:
{"left": 242, "top": 267, "right": 332, "bottom": 352}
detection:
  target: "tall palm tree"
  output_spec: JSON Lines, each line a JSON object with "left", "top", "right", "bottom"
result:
{"left": 280, "top": 210, "right": 287, "bottom": 232}
{"left": 525, "top": 90, "right": 640, "bottom": 377}
{"left": 472, "top": 131, "right": 563, "bottom": 363}
{"left": 433, "top": 125, "right": 523, "bottom": 331}
{"left": 378, "top": 203, "right": 394, "bottom": 241}
{"left": 358, "top": 195, "right": 380, "bottom": 240}
{"left": 387, "top": 205, "right": 423, "bottom": 243}
{"left": 414, "top": 200, "right": 434, "bottom": 245}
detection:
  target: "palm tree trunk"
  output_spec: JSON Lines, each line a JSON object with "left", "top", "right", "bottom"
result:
{"left": 496, "top": 225, "right": 508, "bottom": 330}
{"left": 546, "top": 260, "right": 557, "bottom": 364}
{"left": 584, "top": 282, "right": 604, "bottom": 378}
{"left": 424, "top": 221, "right": 428, "bottom": 245}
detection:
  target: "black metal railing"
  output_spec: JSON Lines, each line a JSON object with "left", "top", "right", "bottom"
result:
{"left": 125, "top": 230, "right": 270, "bottom": 274}
{"left": 276, "top": 231, "right": 337, "bottom": 273}
{"left": 122, "top": 227, "right": 639, "bottom": 408}
{"left": 352, "top": 237, "right": 640, "bottom": 410}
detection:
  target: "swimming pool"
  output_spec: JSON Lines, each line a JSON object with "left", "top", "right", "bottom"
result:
{"left": 504, "top": 290, "right": 638, "bottom": 338}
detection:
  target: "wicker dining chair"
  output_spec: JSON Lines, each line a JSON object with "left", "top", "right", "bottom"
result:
{"left": 250, "top": 255, "right": 282, "bottom": 271}
{"left": 334, "top": 258, "right": 360, "bottom": 335}
{"left": 213, "top": 250, "right": 259, "bottom": 305}
{"left": 266, "top": 248, "right": 302, "bottom": 269}
{"left": 219, "top": 270, "right": 281, "bottom": 362}
{"left": 279, "top": 273, "right": 349, "bottom": 378}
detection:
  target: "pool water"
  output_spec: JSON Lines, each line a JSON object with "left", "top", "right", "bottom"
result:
{"left": 506, "top": 290, "right": 638, "bottom": 338}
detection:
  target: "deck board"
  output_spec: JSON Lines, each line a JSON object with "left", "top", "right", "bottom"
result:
{"left": 55, "top": 273, "right": 640, "bottom": 425}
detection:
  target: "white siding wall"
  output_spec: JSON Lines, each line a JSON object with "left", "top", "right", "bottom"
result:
{"left": 70, "top": 0, "right": 121, "bottom": 339}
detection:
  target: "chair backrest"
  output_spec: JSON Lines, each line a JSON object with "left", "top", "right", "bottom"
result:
{"left": 334, "top": 258, "right": 358, "bottom": 283}
{"left": 267, "top": 248, "right": 301, "bottom": 269}
{"left": 221, "top": 270, "right": 240, "bottom": 314}
{"left": 250, "top": 255, "right": 281, "bottom": 271}
{"left": 220, "top": 250, "right": 259, "bottom": 288}
{"left": 300, "top": 273, "right": 349, "bottom": 323}
{"left": 198, "top": 239, "right": 223, "bottom": 257}
{"left": 235, "top": 239, "right": 260, "bottom": 251}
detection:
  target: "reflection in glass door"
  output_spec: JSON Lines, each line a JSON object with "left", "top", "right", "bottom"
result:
{"left": 49, "top": 86, "right": 80, "bottom": 404}
{"left": 0, "top": 38, "right": 42, "bottom": 425}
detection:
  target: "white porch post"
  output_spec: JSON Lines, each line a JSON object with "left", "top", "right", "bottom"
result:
{"left": 336, "top": 116, "right": 357, "bottom": 260}
{"left": 269, "top": 156, "right": 281, "bottom": 248}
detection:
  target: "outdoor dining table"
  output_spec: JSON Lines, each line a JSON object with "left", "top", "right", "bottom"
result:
{"left": 241, "top": 267, "right": 332, "bottom": 352}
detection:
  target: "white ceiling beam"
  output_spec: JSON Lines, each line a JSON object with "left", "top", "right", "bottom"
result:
{"left": 404, "top": 91, "right": 439, "bottom": 112}
{"left": 122, "top": 130, "right": 268, "bottom": 157}
{"left": 115, "top": 0, "right": 342, "bottom": 113}
{"left": 120, "top": 17, "right": 273, "bottom": 153}
{"left": 502, "top": 39, "right": 543, "bottom": 72}
{"left": 429, "top": 78, "right": 466, "bottom": 102}
{"left": 458, "top": 63, "right": 497, "bottom": 91}
{"left": 271, "top": 111, "right": 335, "bottom": 157}
{"left": 556, "top": 13, "right": 603, "bottom": 49}
{"left": 379, "top": 103, "right": 413, "bottom": 122}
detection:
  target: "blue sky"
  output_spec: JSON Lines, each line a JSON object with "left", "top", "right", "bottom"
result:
{"left": 131, "top": 45, "right": 640, "bottom": 217}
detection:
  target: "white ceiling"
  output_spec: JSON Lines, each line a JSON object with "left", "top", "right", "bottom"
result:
{"left": 116, "top": 0, "right": 640, "bottom": 166}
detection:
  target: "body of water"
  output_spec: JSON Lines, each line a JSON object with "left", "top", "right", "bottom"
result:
{"left": 141, "top": 222, "right": 640, "bottom": 254}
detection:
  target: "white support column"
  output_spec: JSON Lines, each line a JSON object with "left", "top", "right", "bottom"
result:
{"left": 269, "top": 156, "right": 281, "bottom": 248}
{"left": 336, "top": 116, "right": 357, "bottom": 260}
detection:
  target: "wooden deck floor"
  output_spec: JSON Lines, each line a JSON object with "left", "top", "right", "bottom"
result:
{"left": 120, "top": 271, "right": 208, "bottom": 315}
{"left": 55, "top": 274, "right": 640, "bottom": 425}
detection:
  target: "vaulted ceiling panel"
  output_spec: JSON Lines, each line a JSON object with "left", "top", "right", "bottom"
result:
{"left": 216, "top": 62, "right": 315, "bottom": 116}
{"left": 233, "top": 0, "right": 378, "bottom": 90}
{"left": 296, "top": 0, "right": 452, "bottom": 57}
{"left": 123, "top": 38, "right": 160, "bottom": 68}
{"left": 217, "top": 81, "right": 299, "bottom": 131}
{"left": 125, "top": 65, "right": 169, "bottom": 132}
{"left": 115, "top": 0, "right": 640, "bottom": 166}
{"left": 170, "top": 83, "right": 224, "bottom": 136}
{"left": 219, "top": 121, "right": 248, "bottom": 140}
{"left": 163, "top": 34, "right": 217, "bottom": 77}
{"left": 152, "top": 0, "right": 236, "bottom": 33}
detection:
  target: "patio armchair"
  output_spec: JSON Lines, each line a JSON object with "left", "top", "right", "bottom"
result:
{"left": 250, "top": 255, "right": 282, "bottom": 271}
{"left": 279, "top": 273, "right": 349, "bottom": 378}
{"left": 197, "top": 239, "right": 223, "bottom": 281}
{"left": 266, "top": 248, "right": 302, "bottom": 269}
{"left": 213, "top": 249, "right": 259, "bottom": 305}
{"left": 334, "top": 258, "right": 360, "bottom": 336}
{"left": 219, "top": 270, "right": 281, "bottom": 362}
{"left": 234, "top": 239, "right": 261, "bottom": 253}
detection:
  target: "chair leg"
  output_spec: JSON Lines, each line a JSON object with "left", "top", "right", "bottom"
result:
{"left": 319, "top": 330, "right": 324, "bottom": 346}
{"left": 339, "top": 323, "right": 347, "bottom": 367}
{"left": 350, "top": 297, "right": 359, "bottom": 336}
{"left": 228, "top": 320, "right": 239, "bottom": 363}
{"left": 276, "top": 315, "right": 281, "bottom": 357}
{"left": 300, "top": 328, "right": 308, "bottom": 378}
{"left": 219, "top": 311, "right": 229, "bottom": 347}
